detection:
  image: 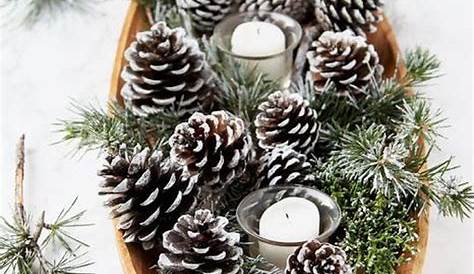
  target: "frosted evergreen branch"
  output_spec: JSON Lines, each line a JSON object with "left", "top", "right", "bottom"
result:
{"left": 395, "top": 98, "right": 447, "bottom": 148}
{"left": 0, "top": 200, "right": 92, "bottom": 273}
{"left": 1, "top": 0, "right": 96, "bottom": 28}
{"left": 55, "top": 101, "right": 181, "bottom": 154}
{"left": 422, "top": 177, "right": 474, "bottom": 220}
{"left": 404, "top": 47, "right": 441, "bottom": 86}
{"left": 331, "top": 124, "right": 418, "bottom": 200}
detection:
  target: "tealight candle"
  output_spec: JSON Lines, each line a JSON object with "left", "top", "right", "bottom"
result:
{"left": 258, "top": 197, "right": 320, "bottom": 268}
{"left": 231, "top": 21, "right": 289, "bottom": 84}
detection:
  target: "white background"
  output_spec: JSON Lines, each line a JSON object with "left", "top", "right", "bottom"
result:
{"left": 0, "top": 1, "right": 472, "bottom": 273}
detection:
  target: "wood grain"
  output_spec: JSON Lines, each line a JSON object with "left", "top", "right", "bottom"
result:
{"left": 108, "top": 2, "right": 429, "bottom": 273}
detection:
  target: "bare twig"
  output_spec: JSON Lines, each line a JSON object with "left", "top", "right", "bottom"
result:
{"left": 15, "top": 134, "right": 26, "bottom": 224}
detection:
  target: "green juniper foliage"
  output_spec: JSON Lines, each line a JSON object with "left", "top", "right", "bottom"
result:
{"left": 315, "top": 170, "right": 418, "bottom": 274}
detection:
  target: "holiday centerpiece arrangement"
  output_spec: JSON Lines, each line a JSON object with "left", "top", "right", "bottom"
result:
{"left": 57, "top": 0, "right": 473, "bottom": 273}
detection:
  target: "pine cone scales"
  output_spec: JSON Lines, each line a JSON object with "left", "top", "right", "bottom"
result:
{"left": 239, "top": 0, "right": 314, "bottom": 23}
{"left": 314, "top": 0, "right": 384, "bottom": 36}
{"left": 178, "top": 0, "right": 233, "bottom": 34}
{"left": 307, "top": 31, "right": 382, "bottom": 99}
{"left": 255, "top": 91, "right": 320, "bottom": 154}
{"left": 121, "top": 22, "right": 215, "bottom": 117}
{"left": 169, "top": 111, "right": 252, "bottom": 191}
{"left": 158, "top": 209, "right": 243, "bottom": 274}
{"left": 257, "top": 147, "right": 314, "bottom": 187}
{"left": 98, "top": 145, "right": 198, "bottom": 250}
{"left": 286, "top": 240, "right": 351, "bottom": 274}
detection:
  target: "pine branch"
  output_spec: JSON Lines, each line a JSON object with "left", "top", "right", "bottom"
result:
{"left": 430, "top": 177, "right": 474, "bottom": 220}
{"left": 329, "top": 124, "right": 419, "bottom": 200}
{"left": 395, "top": 97, "right": 447, "bottom": 148}
{"left": 1, "top": 0, "right": 95, "bottom": 28}
{"left": 54, "top": 101, "right": 181, "bottom": 155}
{"left": 0, "top": 136, "right": 93, "bottom": 274}
{"left": 404, "top": 47, "right": 441, "bottom": 86}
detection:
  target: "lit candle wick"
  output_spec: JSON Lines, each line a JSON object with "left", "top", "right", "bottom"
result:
{"left": 285, "top": 213, "right": 289, "bottom": 219}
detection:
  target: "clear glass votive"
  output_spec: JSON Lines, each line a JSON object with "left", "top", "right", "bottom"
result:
{"left": 236, "top": 185, "right": 341, "bottom": 269}
{"left": 213, "top": 11, "right": 303, "bottom": 88}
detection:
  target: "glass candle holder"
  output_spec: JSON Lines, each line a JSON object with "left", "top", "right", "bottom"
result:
{"left": 236, "top": 185, "right": 341, "bottom": 269}
{"left": 213, "top": 11, "right": 303, "bottom": 88}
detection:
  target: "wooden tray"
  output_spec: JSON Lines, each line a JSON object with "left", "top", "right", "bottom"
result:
{"left": 108, "top": 1, "right": 429, "bottom": 273}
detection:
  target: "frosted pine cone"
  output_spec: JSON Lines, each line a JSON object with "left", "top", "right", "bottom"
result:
{"left": 255, "top": 91, "right": 320, "bottom": 154}
{"left": 286, "top": 239, "right": 352, "bottom": 274}
{"left": 239, "top": 0, "right": 314, "bottom": 23}
{"left": 121, "top": 22, "right": 216, "bottom": 117}
{"left": 257, "top": 147, "right": 314, "bottom": 187}
{"left": 98, "top": 145, "right": 198, "bottom": 250}
{"left": 307, "top": 31, "right": 383, "bottom": 99}
{"left": 178, "top": 0, "right": 233, "bottom": 34}
{"left": 169, "top": 111, "right": 252, "bottom": 192}
{"left": 158, "top": 209, "right": 243, "bottom": 274}
{"left": 314, "top": 0, "right": 384, "bottom": 37}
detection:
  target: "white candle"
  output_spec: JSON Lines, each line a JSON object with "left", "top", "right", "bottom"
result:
{"left": 259, "top": 197, "right": 320, "bottom": 268}
{"left": 231, "top": 21, "right": 290, "bottom": 85}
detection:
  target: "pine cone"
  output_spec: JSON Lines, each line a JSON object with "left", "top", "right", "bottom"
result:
{"left": 314, "top": 0, "right": 384, "bottom": 37}
{"left": 257, "top": 147, "right": 314, "bottom": 187}
{"left": 177, "top": 0, "right": 233, "bottom": 34}
{"left": 158, "top": 209, "right": 243, "bottom": 274}
{"left": 255, "top": 91, "right": 320, "bottom": 154}
{"left": 120, "top": 22, "right": 216, "bottom": 117}
{"left": 239, "top": 0, "right": 314, "bottom": 23}
{"left": 286, "top": 239, "right": 352, "bottom": 274}
{"left": 98, "top": 145, "right": 198, "bottom": 250}
{"left": 307, "top": 31, "right": 383, "bottom": 99}
{"left": 169, "top": 111, "right": 252, "bottom": 192}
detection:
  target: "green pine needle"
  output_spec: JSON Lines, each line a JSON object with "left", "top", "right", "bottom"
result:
{"left": 330, "top": 124, "right": 418, "bottom": 200}
{"left": 54, "top": 101, "right": 181, "bottom": 155}
{"left": 2, "top": 0, "right": 95, "bottom": 28}
{"left": 396, "top": 98, "right": 447, "bottom": 148}
{"left": 405, "top": 47, "right": 442, "bottom": 86}
{"left": 0, "top": 199, "right": 92, "bottom": 273}
{"left": 430, "top": 177, "right": 474, "bottom": 220}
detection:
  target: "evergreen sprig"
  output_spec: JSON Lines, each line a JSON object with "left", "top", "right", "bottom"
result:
{"left": 330, "top": 124, "right": 418, "bottom": 200}
{"left": 395, "top": 98, "right": 446, "bottom": 148}
{"left": 404, "top": 47, "right": 442, "bottom": 86}
{"left": 1, "top": 0, "right": 95, "bottom": 28}
{"left": 0, "top": 199, "right": 92, "bottom": 274}
{"left": 431, "top": 177, "right": 474, "bottom": 220}
{"left": 55, "top": 101, "right": 181, "bottom": 154}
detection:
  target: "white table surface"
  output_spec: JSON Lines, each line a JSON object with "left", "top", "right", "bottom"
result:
{"left": 0, "top": 1, "right": 472, "bottom": 273}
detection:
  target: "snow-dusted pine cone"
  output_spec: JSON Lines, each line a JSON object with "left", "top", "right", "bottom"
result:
{"left": 239, "top": 0, "right": 314, "bottom": 23}
{"left": 255, "top": 91, "right": 320, "bottom": 154}
{"left": 314, "top": 0, "right": 384, "bottom": 37}
{"left": 169, "top": 111, "right": 252, "bottom": 192}
{"left": 307, "top": 31, "right": 383, "bottom": 99}
{"left": 286, "top": 239, "right": 352, "bottom": 274}
{"left": 257, "top": 147, "right": 314, "bottom": 187}
{"left": 158, "top": 209, "right": 243, "bottom": 274}
{"left": 98, "top": 145, "right": 198, "bottom": 250}
{"left": 177, "top": 0, "right": 233, "bottom": 34}
{"left": 120, "top": 21, "right": 216, "bottom": 117}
